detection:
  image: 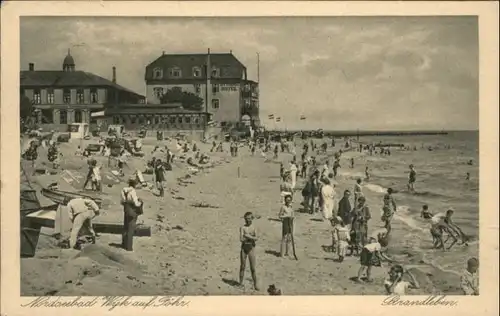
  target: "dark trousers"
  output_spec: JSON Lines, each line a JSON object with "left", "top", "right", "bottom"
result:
{"left": 122, "top": 207, "right": 137, "bottom": 251}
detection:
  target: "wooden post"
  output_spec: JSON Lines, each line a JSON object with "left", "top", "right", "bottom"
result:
{"left": 237, "top": 166, "right": 240, "bottom": 178}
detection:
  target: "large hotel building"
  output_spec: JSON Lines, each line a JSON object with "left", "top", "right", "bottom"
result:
{"left": 20, "top": 49, "right": 260, "bottom": 133}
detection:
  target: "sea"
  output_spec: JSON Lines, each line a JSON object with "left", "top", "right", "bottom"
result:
{"left": 334, "top": 131, "right": 479, "bottom": 278}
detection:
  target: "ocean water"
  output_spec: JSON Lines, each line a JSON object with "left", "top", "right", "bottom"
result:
{"left": 344, "top": 131, "right": 479, "bottom": 276}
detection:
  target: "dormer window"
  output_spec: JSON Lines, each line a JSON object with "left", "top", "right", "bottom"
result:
{"left": 211, "top": 67, "right": 220, "bottom": 78}
{"left": 153, "top": 67, "right": 163, "bottom": 79}
{"left": 192, "top": 67, "right": 201, "bottom": 78}
{"left": 170, "top": 67, "right": 182, "bottom": 78}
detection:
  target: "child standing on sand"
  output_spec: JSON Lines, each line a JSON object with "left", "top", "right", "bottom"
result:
{"left": 278, "top": 195, "right": 295, "bottom": 258}
{"left": 384, "top": 265, "right": 420, "bottom": 295}
{"left": 332, "top": 216, "right": 350, "bottom": 262}
{"left": 239, "top": 212, "right": 259, "bottom": 291}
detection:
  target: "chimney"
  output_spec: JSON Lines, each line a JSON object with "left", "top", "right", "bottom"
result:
{"left": 112, "top": 66, "right": 116, "bottom": 83}
{"left": 230, "top": 50, "right": 232, "bottom": 54}
{"left": 29, "top": 63, "right": 34, "bottom": 71}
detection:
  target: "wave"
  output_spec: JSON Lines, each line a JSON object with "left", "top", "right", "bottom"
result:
{"left": 364, "top": 183, "right": 387, "bottom": 194}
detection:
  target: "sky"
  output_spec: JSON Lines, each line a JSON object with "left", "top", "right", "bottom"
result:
{"left": 20, "top": 16, "right": 479, "bottom": 131}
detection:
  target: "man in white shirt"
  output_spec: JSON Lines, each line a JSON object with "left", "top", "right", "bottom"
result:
{"left": 66, "top": 197, "right": 100, "bottom": 249}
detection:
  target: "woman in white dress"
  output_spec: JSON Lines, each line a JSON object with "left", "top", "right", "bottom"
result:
{"left": 289, "top": 161, "right": 298, "bottom": 190}
{"left": 320, "top": 177, "right": 336, "bottom": 221}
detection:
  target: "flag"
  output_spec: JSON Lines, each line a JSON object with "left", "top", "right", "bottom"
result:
{"left": 275, "top": 117, "right": 281, "bottom": 122}
{"left": 300, "top": 115, "right": 306, "bottom": 120}
{"left": 268, "top": 114, "right": 274, "bottom": 120}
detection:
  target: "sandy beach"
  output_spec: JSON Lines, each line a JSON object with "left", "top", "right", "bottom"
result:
{"left": 21, "top": 136, "right": 467, "bottom": 296}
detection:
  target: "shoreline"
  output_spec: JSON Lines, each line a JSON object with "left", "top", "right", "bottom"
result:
{"left": 21, "top": 136, "right": 469, "bottom": 295}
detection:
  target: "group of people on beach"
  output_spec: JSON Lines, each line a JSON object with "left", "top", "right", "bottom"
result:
{"left": 237, "top": 135, "right": 477, "bottom": 295}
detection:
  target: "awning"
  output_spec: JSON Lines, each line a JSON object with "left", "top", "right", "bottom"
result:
{"left": 91, "top": 111, "right": 105, "bottom": 117}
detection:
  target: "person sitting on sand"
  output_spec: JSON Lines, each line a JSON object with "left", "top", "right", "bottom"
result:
{"left": 154, "top": 158, "right": 167, "bottom": 197}
{"left": 332, "top": 216, "right": 350, "bottom": 262}
{"left": 384, "top": 265, "right": 420, "bottom": 295}
{"left": 408, "top": 164, "right": 417, "bottom": 192}
{"left": 239, "top": 212, "right": 259, "bottom": 291}
{"left": 420, "top": 204, "right": 433, "bottom": 219}
{"left": 278, "top": 195, "right": 295, "bottom": 258}
{"left": 337, "top": 190, "right": 352, "bottom": 227}
{"left": 460, "top": 257, "right": 479, "bottom": 295}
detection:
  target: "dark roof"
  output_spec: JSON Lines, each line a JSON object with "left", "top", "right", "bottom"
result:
{"left": 20, "top": 70, "right": 144, "bottom": 97}
{"left": 145, "top": 53, "right": 246, "bottom": 80}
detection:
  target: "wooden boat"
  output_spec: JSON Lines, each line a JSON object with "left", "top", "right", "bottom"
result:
{"left": 41, "top": 188, "right": 103, "bottom": 208}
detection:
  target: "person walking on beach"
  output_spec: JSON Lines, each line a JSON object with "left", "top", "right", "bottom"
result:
{"left": 239, "top": 212, "right": 259, "bottom": 290}
{"left": 278, "top": 195, "right": 295, "bottom": 258}
{"left": 408, "top": 164, "right": 417, "bottom": 192}
{"left": 460, "top": 257, "right": 479, "bottom": 295}
{"left": 365, "top": 166, "right": 370, "bottom": 181}
{"left": 350, "top": 158, "right": 355, "bottom": 169}
{"left": 121, "top": 178, "right": 143, "bottom": 251}
{"left": 384, "top": 265, "right": 420, "bottom": 295}
{"left": 321, "top": 161, "right": 331, "bottom": 179}
{"left": 280, "top": 172, "right": 294, "bottom": 203}
{"left": 154, "top": 158, "right": 167, "bottom": 197}
{"left": 332, "top": 159, "right": 341, "bottom": 178}
{"left": 273, "top": 145, "right": 279, "bottom": 159}
{"left": 381, "top": 198, "right": 395, "bottom": 233}
{"left": 337, "top": 190, "right": 352, "bottom": 227}
{"left": 354, "top": 178, "right": 363, "bottom": 204}
{"left": 319, "top": 177, "right": 336, "bottom": 221}
{"left": 352, "top": 196, "right": 371, "bottom": 247}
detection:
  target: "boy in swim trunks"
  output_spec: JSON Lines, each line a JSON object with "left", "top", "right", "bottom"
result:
{"left": 278, "top": 195, "right": 295, "bottom": 258}
{"left": 443, "top": 209, "right": 467, "bottom": 245}
{"left": 239, "top": 212, "right": 259, "bottom": 291}
{"left": 430, "top": 211, "right": 458, "bottom": 251}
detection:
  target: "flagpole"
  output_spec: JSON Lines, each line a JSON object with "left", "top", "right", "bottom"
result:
{"left": 257, "top": 52, "right": 260, "bottom": 83}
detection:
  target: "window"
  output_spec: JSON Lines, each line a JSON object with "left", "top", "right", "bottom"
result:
{"left": 244, "top": 84, "right": 250, "bottom": 92}
{"left": 194, "top": 84, "right": 201, "bottom": 94}
{"left": 211, "top": 67, "right": 220, "bottom": 78}
{"left": 41, "top": 109, "right": 53, "bottom": 124}
{"left": 153, "top": 87, "right": 164, "bottom": 99}
{"left": 193, "top": 67, "right": 201, "bottom": 77}
{"left": 76, "top": 89, "right": 84, "bottom": 104}
{"left": 194, "top": 116, "right": 200, "bottom": 124}
{"left": 212, "top": 99, "right": 220, "bottom": 109}
{"left": 177, "top": 116, "right": 183, "bottom": 124}
{"left": 47, "top": 89, "right": 54, "bottom": 104}
{"left": 153, "top": 67, "right": 163, "bottom": 79}
{"left": 185, "top": 116, "right": 191, "bottom": 124}
{"left": 212, "top": 84, "right": 219, "bottom": 94}
{"left": 244, "top": 99, "right": 251, "bottom": 107}
{"left": 154, "top": 116, "right": 160, "bottom": 124}
{"left": 90, "top": 88, "right": 98, "bottom": 103}
{"left": 130, "top": 116, "right": 137, "bottom": 124}
{"left": 170, "top": 116, "right": 176, "bottom": 124}
{"left": 74, "top": 110, "right": 82, "bottom": 123}
{"left": 63, "top": 89, "right": 71, "bottom": 104}
{"left": 171, "top": 67, "right": 182, "bottom": 78}
{"left": 33, "top": 89, "right": 41, "bottom": 104}
{"left": 138, "top": 116, "right": 145, "bottom": 124}
{"left": 59, "top": 110, "right": 67, "bottom": 124}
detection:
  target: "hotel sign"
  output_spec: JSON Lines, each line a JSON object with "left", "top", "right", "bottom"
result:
{"left": 220, "top": 84, "right": 239, "bottom": 92}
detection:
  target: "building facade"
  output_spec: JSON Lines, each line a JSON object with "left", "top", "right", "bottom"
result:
{"left": 144, "top": 51, "right": 260, "bottom": 127}
{"left": 20, "top": 49, "right": 145, "bottom": 132}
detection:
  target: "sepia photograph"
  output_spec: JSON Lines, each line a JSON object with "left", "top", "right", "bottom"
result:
{"left": 16, "top": 14, "right": 482, "bottom": 297}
